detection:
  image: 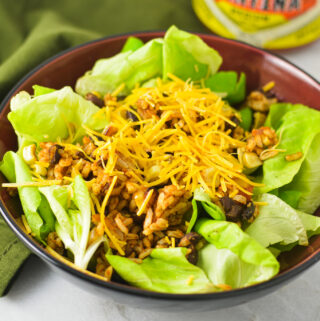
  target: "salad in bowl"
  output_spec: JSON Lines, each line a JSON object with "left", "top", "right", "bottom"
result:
{"left": 1, "top": 26, "right": 320, "bottom": 294}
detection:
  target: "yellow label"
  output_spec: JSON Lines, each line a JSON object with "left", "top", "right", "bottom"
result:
{"left": 192, "top": 0, "right": 320, "bottom": 49}
{"left": 193, "top": 0, "right": 236, "bottom": 38}
{"left": 216, "top": 1, "right": 286, "bottom": 31}
{"left": 265, "top": 15, "right": 320, "bottom": 49}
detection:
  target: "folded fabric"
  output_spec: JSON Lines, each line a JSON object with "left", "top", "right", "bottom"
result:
{"left": 0, "top": 0, "right": 205, "bottom": 296}
{"left": 0, "top": 218, "right": 30, "bottom": 296}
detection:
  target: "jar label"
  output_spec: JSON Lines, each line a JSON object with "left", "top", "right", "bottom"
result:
{"left": 193, "top": 0, "right": 320, "bottom": 49}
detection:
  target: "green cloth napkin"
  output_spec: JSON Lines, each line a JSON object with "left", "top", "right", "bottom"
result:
{"left": 0, "top": 0, "right": 206, "bottom": 296}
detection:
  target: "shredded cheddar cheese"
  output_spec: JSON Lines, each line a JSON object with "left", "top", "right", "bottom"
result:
{"left": 262, "top": 81, "right": 275, "bottom": 92}
{"left": 80, "top": 74, "right": 258, "bottom": 200}
{"left": 187, "top": 275, "right": 194, "bottom": 286}
{"left": 21, "top": 215, "right": 32, "bottom": 234}
{"left": 2, "top": 180, "right": 62, "bottom": 188}
{"left": 216, "top": 283, "right": 232, "bottom": 291}
{"left": 136, "top": 189, "right": 154, "bottom": 216}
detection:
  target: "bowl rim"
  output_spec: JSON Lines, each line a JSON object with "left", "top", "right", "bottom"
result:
{"left": 1, "top": 30, "right": 320, "bottom": 301}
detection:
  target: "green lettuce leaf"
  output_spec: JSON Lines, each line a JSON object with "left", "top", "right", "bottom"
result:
{"left": 76, "top": 38, "right": 163, "bottom": 97}
{"left": 227, "top": 72, "right": 246, "bottom": 104}
{"left": 38, "top": 195, "right": 55, "bottom": 237}
{"left": 264, "top": 103, "right": 303, "bottom": 129}
{"left": 276, "top": 190, "right": 301, "bottom": 209}
{"left": 281, "top": 133, "right": 320, "bottom": 213}
{"left": 258, "top": 103, "right": 320, "bottom": 194}
{"left": 196, "top": 218, "right": 279, "bottom": 288}
{"left": 201, "top": 202, "right": 225, "bottom": 221}
{"left": 239, "top": 107, "right": 253, "bottom": 131}
{"left": 8, "top": 86, "right": 108, "bottom": 144}
{"left": 107, "top": 247, "right": 215, "bottom": 293}
{"left": 10, "top": 91, "right": 31, "bottom": 111}
{"left": 39, "top": 185, "right": 72, "bottom": 236}
{"left": 10, "top": 91, "right": 37, "bottom": 154}
{"left": 32, "top": 85, "right": 55, "bottom": 96}
{"left": 40, "top": 176, "right": 104, "bottom": 269}
{"left": 256, "top": 209, "right": 320, "bottom": 254}
{"left": 194, "top": 189, "right": 225, "bottom": 221}
{"left": 193, "top": 187, "right": 211, "bottom": 202}
{"left": 163, "top": 26, "right": 222, "bottom": 81}
{"left": 187, "top": 188, "right": 225, "bottom": 232}
{"left": 186, "top": 199, "right": 198, "bottom": 233}
{"left": 245, "top": 194, "right": 308, "bottom": 248}
{"left": 75, "top": 26, "right": 222, "bottom": 97}
{"left": 297, "top": 210, "right": 320, "bottom": 238}
{"left": 141, "top": 77, "right": 158, "bottom": 88}
{"left": 205, "top": 71, "right": 246, "bottom": 104}
{"left": 0, "top": 151, "right": 55, "bottom": 240}
{"left": 121, "top": 36, "right": 144, "bottom": 53}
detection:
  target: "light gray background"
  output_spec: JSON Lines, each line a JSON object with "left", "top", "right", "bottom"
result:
{"left": 1, "top": 40, "right": 320, "bottom": 321}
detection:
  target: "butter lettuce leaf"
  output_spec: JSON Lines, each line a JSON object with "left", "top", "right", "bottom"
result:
{"left": 0, "top": 151, "right": 55, "bottom": 240}
{"left": 121, "top": 36, "right": 144, "bottom": 53}
{"left": 187, "top": 199, "right": 198, "bottom": 233}
{"left": 205, "top": 71, "right": 246, "bottom": 104}
{"left": 32, "top": 85, "right": 55, "bottom": 96}
{"left": 281, "top": 133, "right": 320, "bottom": 214}
{"left": 187, "top": 188, "right": 225, "bottom": 232}
{"left": 239, "top": 107, "right": 253, "bottom": 131}
{"left": 275, "top": 190, "right": 301, "bottom": 209}
{"left": 40, "top": 176, "right": 104, "bottom": 269}
{"left": 246, "top": 194, "right": 320, "bottom": 254}
{"left": 76, "top": 38, "right": 163, "bottom": 97}
{"left": 163, "top": 26, "right": 222, "bottom": 81}
{"left": 75, "top": 26, "right": 222, "bottom": 97}
{"left": 297, "top": 210, "right": 320, "bottom": 238}
{"left": 196, "top": 218, "right": 279, "bottom": 288}
{"left": 258, "top": 103, "right": 320, "bottom": 195}
{"left": 267, "top": 209, "right": 320, "bottom": 253}
{"left": 245, "top": 194, "right": 309, "bottom": 248}
{"left": 201, "top": 202, "right": 226, "bottom": 221}
{"left": 107, "top": 247, "right": 215, "bottom": 293}
{"left": 8, "top": 86, "right": 108, "bottom": 145}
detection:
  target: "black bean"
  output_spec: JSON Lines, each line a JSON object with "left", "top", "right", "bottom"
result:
{"left": 132, "top": 213, "right": 145, "bottom": 225}
{"left": 151, "top": 180, "right": 171, "bottom": 190}
{"left": 220, "top": 196, "right": 246, "bottom": 222}
{"left": 49, "top": 144, "right": 64, "bottom": 165}
{"left": 85, "top": 172, "right": 94, "bottom": 181}
{"left": 85, "top": 93, "right": 104, "bottom": 107}
{"left": 258, "top": 88, "right": 278, "bottom": 99}
{"left": 220, "top": 196, "right": 233, "bottom": 213}
{"left": 102, "top": 183, "right": 110, "bottom": 197}
{"left": 76, "top": 151, "right": 85, "bottom": 158}
{"left": 126, "top": 110, "right": 139, "bottom": 122}
{"left": 226, "top": 203, "right": 243, "bottom": 222}
{"left": 126, "top": 109, "right": 140, "bottom": 130}
{"left": 186, "top": 244, "right": 198, "bottom": 265}
{"left": 225, "top": 116, "right": 240, "bottom": 134}
{"left": 241, "top": 202, "right": 255, "bottom": 220}
{"left": 178, "top": 232, "right": 201, "bottom": 247}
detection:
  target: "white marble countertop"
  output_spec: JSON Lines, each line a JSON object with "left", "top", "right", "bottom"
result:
{"left": 1, "top": 40, "right": 320, "bottom": 321}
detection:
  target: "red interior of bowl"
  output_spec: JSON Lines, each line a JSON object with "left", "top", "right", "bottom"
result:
{"left": 0, "top": 32, "right": 319, "bottom": 277}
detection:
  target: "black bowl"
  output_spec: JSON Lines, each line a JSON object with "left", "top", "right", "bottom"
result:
{"left": 1, "top": 31, "right": 320, "bottom": 312}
